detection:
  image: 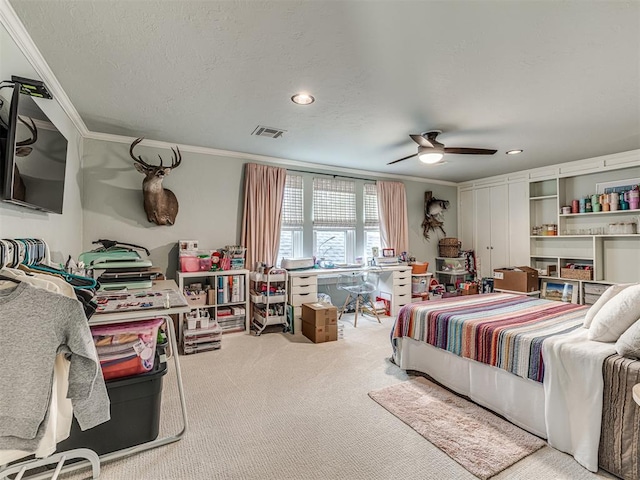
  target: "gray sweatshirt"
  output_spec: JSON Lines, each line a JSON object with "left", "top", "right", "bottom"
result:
{"left": 0, "top": 282, "right": 110, "bottom": 450}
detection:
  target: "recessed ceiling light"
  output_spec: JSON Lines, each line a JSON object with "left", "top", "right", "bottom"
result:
{"left": 291, "top": 93, "right": 315, "bottom": 105}
{"left": 506, "top": 149, "right": 523, "bottom": 155}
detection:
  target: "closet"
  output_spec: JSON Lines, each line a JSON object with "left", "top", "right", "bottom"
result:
{"left": 459, "top": 179, "right": 530, "bottom": 279}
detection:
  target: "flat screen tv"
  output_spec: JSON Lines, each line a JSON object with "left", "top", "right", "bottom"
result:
{"left": 0, "top": 81, "right": 68, "bottom": 214}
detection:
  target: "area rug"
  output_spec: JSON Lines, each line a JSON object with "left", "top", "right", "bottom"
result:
{"left": 368, "top": 377, "right": 546, "bottom": 479}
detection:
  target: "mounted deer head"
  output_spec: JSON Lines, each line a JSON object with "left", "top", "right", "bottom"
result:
{"left": 130, "top": 137, "right": 182, "bottom": 226}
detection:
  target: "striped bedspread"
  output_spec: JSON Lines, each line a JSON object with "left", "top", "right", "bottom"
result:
{"left": 392, "top": 293, "right": 587, "bottom": 382}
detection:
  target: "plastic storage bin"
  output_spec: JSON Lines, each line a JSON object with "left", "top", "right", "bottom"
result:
{"left": 91, "top": 318, "right": 164, "bottom": 380}
{"left": 57, "top": 356, "right": 167, "bottom": 455}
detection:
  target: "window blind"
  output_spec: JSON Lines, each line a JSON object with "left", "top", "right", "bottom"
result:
{"left": 363, "top": 183, "right": 379, "bottom": 228}
{"left": 281, "top": 175, "right": 303, "bottom": 228}
{"left": 312, "top": 178, "right": 356, "bottom": 228}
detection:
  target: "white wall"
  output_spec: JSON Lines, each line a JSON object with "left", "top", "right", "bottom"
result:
{"left": 82, "top": 138, "right": 457, "bottom": 278}
{"left": 0, "top": 22, "right": 83, "bottom": 263}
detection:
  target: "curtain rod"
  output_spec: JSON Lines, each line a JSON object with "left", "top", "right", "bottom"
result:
{"left": 286, "top": 168, "right": 376, "bottom": 183}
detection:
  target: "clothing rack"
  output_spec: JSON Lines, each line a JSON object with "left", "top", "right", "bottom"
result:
{"left": 0, "top": 238, "right": 102, "bottom": 479}
{"left": 0, "top": 238, "right": 191, "bottom": 479}
{"left": 0, "top": 449, "right": 99, "bottom": 480}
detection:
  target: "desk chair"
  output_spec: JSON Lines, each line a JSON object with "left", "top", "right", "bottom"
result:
{"left": 337, "top": 270, "right": 381, "bottom": 327}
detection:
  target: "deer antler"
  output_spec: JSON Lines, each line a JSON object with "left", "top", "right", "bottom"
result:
{"left": 129, "top": 137, "right": 153, "bottom": 168}
{"left": 170, "top": 146, "right": 182, "bottom": 169}
{"left": 129, "top": 136, "right": 182, "bottom": 169}
{"left": 16, "top": 116, "right": 37, "bottom": 146}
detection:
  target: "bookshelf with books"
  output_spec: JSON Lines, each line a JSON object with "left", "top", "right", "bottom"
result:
{"left": 176, "top": 270, "right": 250, "bottom": 353}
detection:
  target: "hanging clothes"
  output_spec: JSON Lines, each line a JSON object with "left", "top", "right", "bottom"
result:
{"left": 0, "top": 281, "right": 110, "bottom": 453}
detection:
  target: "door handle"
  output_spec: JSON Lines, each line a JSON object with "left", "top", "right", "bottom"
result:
{"left": 490, "top": 246, "right": 494, "bottom": 250}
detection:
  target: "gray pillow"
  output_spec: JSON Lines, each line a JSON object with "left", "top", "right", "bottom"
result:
{"left": 616, "top": 320, "right": 640, "bottom": 359}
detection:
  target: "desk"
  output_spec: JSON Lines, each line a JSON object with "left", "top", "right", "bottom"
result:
{"left": 287, "top": 265, "right": 412, "bottom": 328}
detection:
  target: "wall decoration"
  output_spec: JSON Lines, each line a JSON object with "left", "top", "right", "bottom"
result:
{"left": 421, "top": 191, "right": 450, "bottom": 240}
{"left": 130, "top": 137, "right": 182, "bottom": 226}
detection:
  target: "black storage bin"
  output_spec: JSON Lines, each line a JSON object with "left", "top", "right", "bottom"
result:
{"left": 58, "top": 357, "right": 167, "bottom": 455}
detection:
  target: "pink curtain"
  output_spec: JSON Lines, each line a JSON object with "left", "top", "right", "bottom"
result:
{"left": 377, "top": 181, "right": 409, "bottom": 254}
{"left": 241, "top": 163, "right": 287, "bottom": 269}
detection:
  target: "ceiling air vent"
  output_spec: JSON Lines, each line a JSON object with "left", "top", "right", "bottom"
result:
{"left": 252, "top": 125, "right": 287, "bottom": 139}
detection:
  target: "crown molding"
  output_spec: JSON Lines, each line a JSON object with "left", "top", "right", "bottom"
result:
{"left": 0, "top": 0, "right": 88, "bottom": 137}
{"left": 84, "top": 130, "right": 459, "bottom": 187}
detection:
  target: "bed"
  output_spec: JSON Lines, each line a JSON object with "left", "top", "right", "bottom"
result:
{"left": 392, "top": 293, "right": 639, "bottom": 479}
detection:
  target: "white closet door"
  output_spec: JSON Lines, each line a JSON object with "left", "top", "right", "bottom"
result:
{"left": 459, "top": 189, "right": 475, "bottom": 252}
{"left": 508, "top": 181, "right": 530, "bottom": 266}
{"left": 475, "top": 187, "right": 493, "bottom": 278}
{"left": 489, "top": 184, "right": 509, "bottom": 272}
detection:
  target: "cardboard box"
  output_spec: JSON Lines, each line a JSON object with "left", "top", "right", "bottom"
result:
{"left": 493, "top": 266, "right": 539, "bottom": 293}
{"left": 302, "top": 322, "right": 338, "bottom": 343}
{"left": 301, "top": 303, "right": 338, "bottom": 327}
{"left": 461, "top": 283, "right": 479, "bottom": 295}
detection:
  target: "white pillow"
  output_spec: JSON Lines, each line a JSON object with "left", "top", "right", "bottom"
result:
{"left": 588, "top": 284, "right": 640, "bottom": 342}
{"left": 616, "top": 320, "right": 640, "bottom": 359}
{"left": 583, "top": 283, "right": 634, "bottom": 328}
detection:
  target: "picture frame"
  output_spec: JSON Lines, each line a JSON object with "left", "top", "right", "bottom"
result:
{"left": 595, "top": 178, "right": 640, "bottom": 194}
{"left": 382, "top": 248, "right": 396, "bottom": 258}
{"left": 541, "top": 279, "right": 578, "bottom": 303}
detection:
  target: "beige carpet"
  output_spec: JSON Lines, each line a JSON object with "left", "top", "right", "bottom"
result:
{"left": 56, "top": 314, "right": 614, "bottom": 480}
{"left": 369, "top": 376, "right": 546, "bottom": 480}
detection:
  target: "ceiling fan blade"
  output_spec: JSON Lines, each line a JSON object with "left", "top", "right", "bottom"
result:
{"left": 410, "top": 134, "right": 433, "bottom": 148}
{"left": 444, "top": 147, "right": 498, "bottom": 155}
{"left": 387, "top": 153, "right": 417, "bottom": 165}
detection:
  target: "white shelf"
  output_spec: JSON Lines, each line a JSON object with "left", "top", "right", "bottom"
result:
{"left": 250, "top": 293, "right": 286, "bottom": 304}
{"left": 250, "top": 271, "right": 287, "bottom": 282}
{"left": 529, "top": 195, "right": 558, "bottom": 201}
{"left": 435, "top": 270, "right": 469, "bottom": 275}
{"left": 559, "top": 209, "right": 640, "bottom": 217}
{"left": 177, "top": 270, "right": 250, "bottom": 353}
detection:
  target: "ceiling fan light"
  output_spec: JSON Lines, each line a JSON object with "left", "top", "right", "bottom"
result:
{"left": 418, "top": 152, "right": 444, "bottom": 164}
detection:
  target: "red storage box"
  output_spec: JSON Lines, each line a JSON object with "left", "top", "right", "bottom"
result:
{"left": 91, "top": 318, "right": 164, "bottom": 380}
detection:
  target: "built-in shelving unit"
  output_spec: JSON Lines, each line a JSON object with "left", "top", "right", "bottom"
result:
{"left": 528, "top": 165, "right": 640, "bottom": 302}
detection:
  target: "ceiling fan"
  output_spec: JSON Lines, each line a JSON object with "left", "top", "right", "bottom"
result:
{"left": 388, "top": 130, "right": 497, "bottom": 165}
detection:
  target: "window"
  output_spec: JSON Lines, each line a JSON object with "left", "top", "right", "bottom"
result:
{"left": 277, "top": 174, "right": 382, "bottom": 266}
{"left": 276, "top": 175, "right": 303, "bottom": 265}
{"left": 313, "top": 178, "right": 356, "bottom": 264}
{"left": 364, "top": 183, "right": 381, "bottom": 262}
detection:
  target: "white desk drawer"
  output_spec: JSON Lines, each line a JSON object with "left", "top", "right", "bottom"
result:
{"left": 393, "top": 275, "right": 411, "bottom": 285}
{"left": 290, "top": 283, "right": 317, "bottom": 295}
{"left": 290, "top": 292, "right": 318, "bottom": 306}
{"left": 290, "top": 275, "right": 318, "bottom": 287}
{"left": 393, "top": 284, "right": 411, "bottom": 296}
{"left": 393, "top": 292, "right": 410, "bottom": 305}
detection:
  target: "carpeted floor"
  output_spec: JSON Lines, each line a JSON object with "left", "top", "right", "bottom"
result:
{"left": 62, "top": 314, "right": 615, "bottom": 479}
{"left": 369, "top": 377, "right": 546, "bottom": 479}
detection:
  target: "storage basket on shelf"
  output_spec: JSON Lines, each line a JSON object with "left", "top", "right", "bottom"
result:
{"left": 560, "top": 268, "right": 593, "bottom": 281}
{"left": 410, "top": 262, "right": 429, "bottom": 274}
{"left": 438, "top": 238, "right": 461, "bottom": 258}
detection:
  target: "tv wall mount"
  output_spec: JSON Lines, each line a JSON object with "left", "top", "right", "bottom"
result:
{"left": 0, "top": 75, "right": 53, "bottom": 99}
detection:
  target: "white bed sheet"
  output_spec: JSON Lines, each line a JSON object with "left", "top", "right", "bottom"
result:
{"left": 394, "top": 336, "right": 547, "bottom": 438}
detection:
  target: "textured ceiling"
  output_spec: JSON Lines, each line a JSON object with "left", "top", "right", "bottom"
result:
{"left": 8, "top": 0, "right": 640, "bottom": 182}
